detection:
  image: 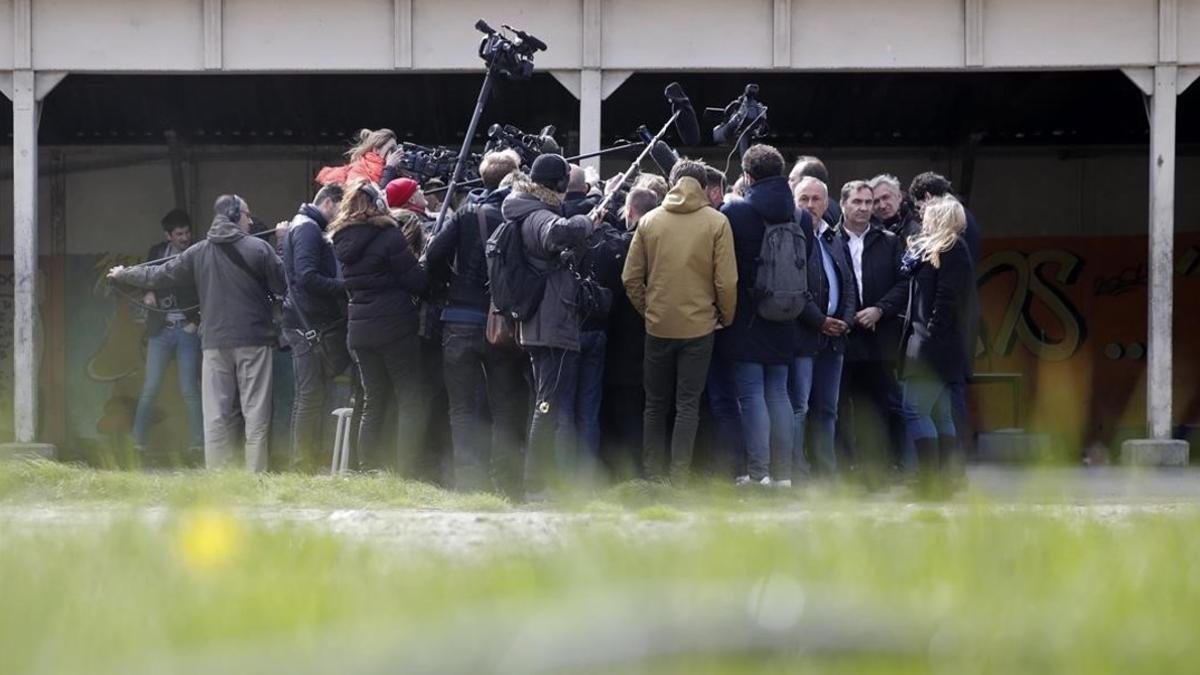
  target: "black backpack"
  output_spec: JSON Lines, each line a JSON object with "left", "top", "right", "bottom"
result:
{"left": 755, "top": 219, "right": 809, "bottom": 322}
{"left": 486, "top": 216, "right": 548, "bottom": 321}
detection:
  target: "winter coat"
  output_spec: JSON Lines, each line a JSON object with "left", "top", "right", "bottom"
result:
{"left": 112, "top": 215, "right": 285, "bottom": 350}
{"left": 500, "top": 180, "right": 593, "bottom": 352}
{"left": 315, "top": 151, "right": 385, "bottom": 187}
{"left": 900, "top": 237, "right": 975, "bottom": 384}
{"left": 603, "top": 229, "right": 645, "bottom": 388}
{"left": 282, "top": 203, "right": 345, "bottom": 331}
{"left": 142, "top": 241, "right": 201, "bottom": 337}
{"left": 840, "top": 225, "right": 907, "bottom": 363}
{"left": 423, "top": 187, "right": 510, "bottom": 321}
{"left": 621, "top": 176, "right": 737, "bottom": 340}
{"left": 717, "top": 175, "right": 799, "bottom": 365}
{"left": 795, "top": 221, "right": 858, "bottom": 357}
{"left": 580, "top": 222, "right": 627, "bottom": 333}
{"left": 330, "top": 215, "right": 429, "bottom": 350}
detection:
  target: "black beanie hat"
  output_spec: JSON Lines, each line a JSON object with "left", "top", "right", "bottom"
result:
{"left": 530, "top": 154, "right": 570, "bottom": 191}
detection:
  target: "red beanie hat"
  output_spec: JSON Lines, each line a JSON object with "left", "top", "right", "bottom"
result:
{"left": 385, "top": 178, "right": 419, "bottom": 209}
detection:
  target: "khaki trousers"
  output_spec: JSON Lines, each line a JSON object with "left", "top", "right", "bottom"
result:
{"left": 201, "top": 346, "right": 274, "bottom": 471}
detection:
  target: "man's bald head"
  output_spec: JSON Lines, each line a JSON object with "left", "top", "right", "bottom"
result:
{"left": 567, "top": 164, "right": 588, "bottom": 194}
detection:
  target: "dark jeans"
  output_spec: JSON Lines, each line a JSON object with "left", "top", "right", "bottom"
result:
{"left": 733, "top": 361, "right": 791, "bottom": 481}
{"left": 706, "top": 355, "right": 744, "bottom": 478}
{"left": 643, "top": 333, "right": 714, "bottom": 483}
{"left": 566, "top": 330, "right": 607, "bottom": 486}
{"left": 442, "top": 322, "right": 527, "bottom": 497}
{"left": 288, "top": 334, "right": 346, "bottom": 472}
{"left": 525, "top": 346, "right": 580, "bottom": 496}
{"left": 352, "top": 333, "right": 422, "bottom": 473}
{"left": 132, "top": 325, "right": 203, "bottom": 450}
{"left": 789, "top": 348, "right": 844, "bottom": 478}
{"left": 838, "top": 360, "right": 906, "bottom": 477}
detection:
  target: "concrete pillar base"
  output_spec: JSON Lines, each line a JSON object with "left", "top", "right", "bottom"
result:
{"left": 1120, "top": 439, "right": 1189, "bottom": 466}
{"left": 0, "top": 443, "right": 56, "bottom": 461}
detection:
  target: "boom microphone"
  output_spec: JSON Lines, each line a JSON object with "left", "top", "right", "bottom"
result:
{"left": 664, "top": 81, "right": 701, "bottom": 146}
{"left": 636, "top": 125, "right": 679, "bottom": 174}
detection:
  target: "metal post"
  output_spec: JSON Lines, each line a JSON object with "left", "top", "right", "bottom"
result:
{"left": 12, "top": 70, "right": 40, "bottom": 446}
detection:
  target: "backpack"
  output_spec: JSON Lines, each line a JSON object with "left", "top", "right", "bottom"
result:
{"left": 754, "top": 219, "right": 809, "bottom": 322}
{"left": 485, "top": 215, "right": 548, "bottom": 321}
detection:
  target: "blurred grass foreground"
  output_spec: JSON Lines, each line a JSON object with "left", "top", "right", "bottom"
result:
{"left": 2, "top": 460, "right": 1200, "bottom": 674}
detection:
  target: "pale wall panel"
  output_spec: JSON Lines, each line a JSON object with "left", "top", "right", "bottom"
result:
{"left": 0, "top": 0, "right": 13, "bottom": 70}
{"left": 983, "top": 0, "right": 1157, "bottom": 67}
{"left": 223, "top": 0, "right": 393, "bottom": 70}
{"left": 412, "top": 0, "right": 582, "bottom": 70}
{"left": 602, "top": 0, "right": 773, "bottom": 69}
{"left": 31, "top": 0, "right": 203, "bottom": 71}
{"left": 791, "top": 0, "right": 963, "bottom": 69}
{"left": 1178, "top": 0, "right": 1200, "bottom": 63}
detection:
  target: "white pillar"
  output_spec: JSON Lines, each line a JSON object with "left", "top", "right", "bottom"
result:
{"left": 11, "top": 70, "right": 40, "bottom": 445}
{"left": 1147, "top": 64, "right": 1176, "bottom": 442}
{"left": 579, "top": 69, "right": 602, "bottom": 172}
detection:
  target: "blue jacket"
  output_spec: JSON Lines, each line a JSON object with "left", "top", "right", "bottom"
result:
{"left": 795, "top": 220, "right": 857, "bottom": 357}
{"left": 717, "top": 175, "right": 799, "bottom": 365}
{"left": 282, "top": 204, "right": 344, "bottom": 330}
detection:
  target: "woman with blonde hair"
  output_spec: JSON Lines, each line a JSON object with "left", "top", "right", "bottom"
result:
{"left": 898, "top": 195, "right": 975, "bottom": 497}
{"left": 315, "top": 128, "right": 397, "bottom": 187}
{"left": 329, "top": 178, "right": 428, "bottom": 472}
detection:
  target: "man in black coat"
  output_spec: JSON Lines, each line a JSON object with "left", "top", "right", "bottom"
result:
{"left": 839, "top": 182, "right": 911, "bottom": 485}
{"left": 869, "top": 174, "right": 920, "bottom": 240}
{"left": 423, "top": 149, "right": 528, "bottom": 498}
{"left": 791, "top": 177, "right": 857, "bottom": 480}
{"left": 280, "top": 184, "right": 348, "bottom": 472}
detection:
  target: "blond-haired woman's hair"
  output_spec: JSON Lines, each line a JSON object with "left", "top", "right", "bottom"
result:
{"left": 347, "top": 128, "right": 396, "bottom": 161}
{"left": 908, "top": 195, "right": 965, "bottom": 269}
{"left": 327, "top": 178, "right": 391, "bottom": 237}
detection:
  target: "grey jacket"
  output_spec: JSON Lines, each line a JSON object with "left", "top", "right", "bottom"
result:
{"left": 500, "top": 180, "right": 593, "bottom": 352}
{"left": 113, "top": 215, "right": 286, "bottom": 350}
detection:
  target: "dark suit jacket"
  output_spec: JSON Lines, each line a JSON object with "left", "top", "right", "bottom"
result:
{"left": 841, "top": 226, "right": 908, "bottom": 363}
{"left": 796, "top": 222, "right": 857, "bottom": 357}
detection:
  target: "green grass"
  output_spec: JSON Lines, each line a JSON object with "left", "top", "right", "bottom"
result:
{"left": 3, "top": 460, "right": 1199, "bottom": 673}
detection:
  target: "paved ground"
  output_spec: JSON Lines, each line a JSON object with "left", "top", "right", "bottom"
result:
{"left": 3, "top": 466, "right": 1197, "bottom": 554}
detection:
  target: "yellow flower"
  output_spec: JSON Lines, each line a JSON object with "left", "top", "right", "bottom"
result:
{"left": 177, "top": 509, "right": 241, "bottom": 571}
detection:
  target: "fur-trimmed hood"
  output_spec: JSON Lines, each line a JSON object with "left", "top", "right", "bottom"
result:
{"left": 501, "top": 178, "right": 563, "bottom": 222}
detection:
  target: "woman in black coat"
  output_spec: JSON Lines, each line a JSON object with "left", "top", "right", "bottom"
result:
{"left": 898, "top": 195, "right": 974, "bottom": 495}
{"left": 329, "top": 179, "right": 429, "bottom": 472}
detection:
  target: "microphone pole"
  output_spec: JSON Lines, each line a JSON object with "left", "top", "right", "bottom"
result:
{"left": 591, "top": 111, "right": 680, "bottom": 219}
{"left": 433, "top": 68, "right": 497, "bottom": 234}
{"left": 423, "top": 142, "right": 644, "bottom": 196}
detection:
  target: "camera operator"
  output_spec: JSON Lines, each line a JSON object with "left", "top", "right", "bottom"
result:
{"left": 422, "top": 149, "right": 528, "bottom": 498}
{"left": 316, "top": 128, "right": 397, "bottom": 187}
{"left": 130, "top": 209, "right": 203, "bottom": 460}
{"left": 280, "top": 184, "right": 348, "bottom": 473}
{"left": 501, "top": 153, "right": 597, "bottom": 500}
{"left": 108, "top": 195, "right": 286, "bottom": 472}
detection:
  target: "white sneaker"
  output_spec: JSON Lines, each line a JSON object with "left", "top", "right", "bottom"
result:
{"left": 772, "top": 479, "right": 793, "bottom": 488}
{"left": 759, "top": 476, "right": 773, "bottom": 486}
{"left": 734, "top": 475, "right": 752, "bottom": 486}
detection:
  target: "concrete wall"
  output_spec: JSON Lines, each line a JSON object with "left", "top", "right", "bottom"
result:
{"left": 10, "top": 0, "right": 1200, "bottom": 72}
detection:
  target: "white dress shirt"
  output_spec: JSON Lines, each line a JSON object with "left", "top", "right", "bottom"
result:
{"left": 845, "top": 226, "right": 867, "bottom": 305}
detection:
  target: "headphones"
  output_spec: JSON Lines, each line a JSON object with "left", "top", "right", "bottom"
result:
{"left": 358, "top": 182, "right": 389, "bottom": 213}
{"left": 225, "top": 194, "right": 244, "bottom": 222}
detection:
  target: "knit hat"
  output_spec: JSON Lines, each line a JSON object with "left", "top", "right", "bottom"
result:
{"left": 529, "top": 154, "right": 570, "bottom": 191}
{"left": 385, "top": 178, "right": 420, "bottom": 209}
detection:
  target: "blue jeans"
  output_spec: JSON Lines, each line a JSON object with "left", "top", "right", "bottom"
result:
{"left": 566, "top": 330, "right": 607, "bottom": 485}
{"left": 733, "top": 361, "right": 792, "bottom": 481}
{"left": 132, "top": 326, "right": 203, "bottom": 449}
{"left": 790, "top": 350, "right": 844, "bottom": 478}
{"left": 902, "top": 377, "right": 956, "bottom": 443}
{"left": 707, "top": 355, "right": 744, "bottom": 477}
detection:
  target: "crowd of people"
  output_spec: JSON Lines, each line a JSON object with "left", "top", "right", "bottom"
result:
{"left": 108, "top": 127, "right": 981, "bottom": 499}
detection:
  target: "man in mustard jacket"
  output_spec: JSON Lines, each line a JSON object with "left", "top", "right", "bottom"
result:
{"left": 622, "top": 159, "right": 738, "bottom": 483}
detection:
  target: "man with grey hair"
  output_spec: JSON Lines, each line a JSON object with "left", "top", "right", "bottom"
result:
{"left": 109, "top": 194, "right": 285, "bottom": 472}
{"left": 789, "top": 155, "right": 840, "bottom": 225}
{"left": 869, "top": 173, "right": 920, "bottom": 239}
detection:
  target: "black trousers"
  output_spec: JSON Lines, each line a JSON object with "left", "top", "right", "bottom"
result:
{"left": 642, "top": 332, "right": 714, "bottom": 483}
{"left": 352, "top": 333, "right": 422, "bottom": 473}
{"left": 838, "top": 359, "right": 905, "bottom": 477}
{"left": 442, "top": 322, "right": 528, "bottom": 498}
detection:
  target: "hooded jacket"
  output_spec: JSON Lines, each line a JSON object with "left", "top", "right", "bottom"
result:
{"left": 423, "top": 187, "right": 510, "bottom": 322}
{"left": 500, "top": 179, "right": 593, "bottom": 352}
{"left": 282, "top": 203, "right": 344, "bottom": 331}
{"left": 717, "top": 175, "right": 800, "bottom": 365}
{"left": 621, "top": 177, "right": 737, "bottom": 340}
{"left": 112, "top": 215, "right": 285, "bottom": 350}
{"left": 330, "top": 215, "right": 429, "bottom": 350}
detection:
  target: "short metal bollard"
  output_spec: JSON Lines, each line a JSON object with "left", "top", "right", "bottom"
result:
{"left": 330, "top": 408, "right": 354, "bottom": 475}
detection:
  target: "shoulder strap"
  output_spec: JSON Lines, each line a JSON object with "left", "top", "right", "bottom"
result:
{"left": 216, "top": 240, "right": 272, "bottom": 300}
{"left": 476, "top": 206, "right": 490, "bottom": 252}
